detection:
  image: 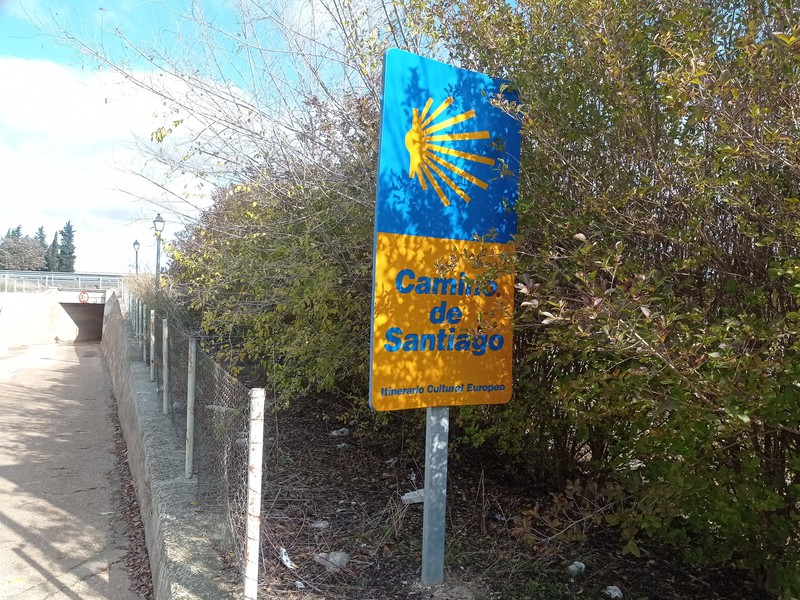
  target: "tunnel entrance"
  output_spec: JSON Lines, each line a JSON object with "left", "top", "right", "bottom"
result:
{"left": 59, "top": 302, "right": 105, "bottom": 341}
{"left": 59, "top": 292, "right": 105, "bottom": 342}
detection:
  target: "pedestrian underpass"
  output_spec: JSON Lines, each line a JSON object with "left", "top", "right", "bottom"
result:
{"left": 0, "top": 289, "right": 109, "bottom": 351}
{"left": 57, "top": 289, "right": 107, "bottom": 342}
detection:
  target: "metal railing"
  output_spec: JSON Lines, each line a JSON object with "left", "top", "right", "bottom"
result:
{"left": 0, "top": 270, "right": 124, "bottom": 292}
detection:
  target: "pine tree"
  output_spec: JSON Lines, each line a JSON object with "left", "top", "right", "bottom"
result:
{"left": 34, "top": 227, "right": 47, "bottom": 271}
{"left": 57, "top": 222, "right": 76, "bottom": 272}
{"left": 35, "top": 227, "right": 47, "bottom": 248}
{"left": 47, "top": 232, "right": 60, "bottom": 272}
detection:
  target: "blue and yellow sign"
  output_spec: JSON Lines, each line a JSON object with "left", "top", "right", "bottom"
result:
{"left": 370, "top": 49, "right": 521, "bottom": 411}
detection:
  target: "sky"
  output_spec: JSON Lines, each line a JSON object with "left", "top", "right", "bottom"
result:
{"left": 0, "top": 0, "right": 235, "bottom": 273}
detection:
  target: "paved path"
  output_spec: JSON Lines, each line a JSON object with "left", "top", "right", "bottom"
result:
{"left": 0, "top": 342, "right": 140, "bottom": 599}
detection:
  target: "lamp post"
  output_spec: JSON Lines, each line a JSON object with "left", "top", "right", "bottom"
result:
{"left": 133, "top": 239, "right": 140, "bottom": 274}
{"left": 153, "top": 213, "right": 165, "bottom": 289}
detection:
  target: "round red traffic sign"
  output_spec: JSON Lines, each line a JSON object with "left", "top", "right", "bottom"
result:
{"left": 78, "top": 291, "right": 90, "bottom": 303}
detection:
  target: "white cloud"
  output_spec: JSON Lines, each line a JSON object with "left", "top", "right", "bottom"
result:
{"left": 0, "top": 0, "right": 381, "bottom": 273}
{"left": 0, "top": 56, "right": 211, "bottom": 273}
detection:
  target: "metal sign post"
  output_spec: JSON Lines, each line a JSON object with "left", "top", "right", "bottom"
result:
{"left": 370, "top": 49, "right": 521, "bottom": 587}
{"left": 421, "top": 406, "right": 449, "bottom": 585}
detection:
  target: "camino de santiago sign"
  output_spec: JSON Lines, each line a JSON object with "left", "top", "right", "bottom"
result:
{"left": 370, "top": 49, "right": 522, "bottom": 411}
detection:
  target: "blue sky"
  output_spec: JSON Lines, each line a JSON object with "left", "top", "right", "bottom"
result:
{"left": 0, "top": 3, "right": 72, "bottom": 62}
{"left": 0, "top": 0, "right": 375, "bottom": 272}
{"left": 0, "top": 0, "right": 237, "bottom": 272}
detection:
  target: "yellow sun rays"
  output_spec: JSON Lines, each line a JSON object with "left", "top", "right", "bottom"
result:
{"left": 404, "top": 97, "right": 495, "bottom": 207}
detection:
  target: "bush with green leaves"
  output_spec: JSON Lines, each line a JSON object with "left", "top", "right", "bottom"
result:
{"left": 169, "top": 166, "right": 376, "bottom": 401}
{"left": 408, "top": 0, "right": 800, "bottom": 593}
{"left": 161, "top": 0, "right": 800, "bottom": 593}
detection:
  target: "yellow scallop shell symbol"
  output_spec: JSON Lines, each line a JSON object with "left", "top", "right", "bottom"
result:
{"left": 404, "top": 97, "right": 495, "bottom": 207}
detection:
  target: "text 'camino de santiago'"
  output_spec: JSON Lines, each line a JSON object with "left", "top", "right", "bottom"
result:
{"left": 382, "top": 268, "right": 504, "bottom": 357}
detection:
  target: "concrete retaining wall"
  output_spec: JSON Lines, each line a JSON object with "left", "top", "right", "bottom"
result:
{"left": 0, "top": 291, "right": 79, "bottom": 353}
{"left": 101, "top": 293, "right": 237, "bottom": 600}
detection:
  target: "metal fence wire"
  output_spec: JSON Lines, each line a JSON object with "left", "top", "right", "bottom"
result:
{"left": 194, "top": 351, "right": 251, "bottom": 562}
{"left": 137, "top": 300, "right": 253, "bottom": 571}
{"left": 153, "top": 315, "right": 163, "bottom": 392}
{"left": 167, "top": 328, "right": 189, "bottom": 439}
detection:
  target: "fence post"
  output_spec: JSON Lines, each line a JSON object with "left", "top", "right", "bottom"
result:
{"left": 244, "top": 388, "right": 266, "bottom": 600}
{"left": 185, "top": 337, "right": 197, "bottom": 479}
{"left": 162, "top": 318, "right": 169, "bottom": 415}
{"left": 149, "top": 310, "right": 156, "bottom": 381}
{"left": 142, "top": 304, "right": 148, "bottom": 362}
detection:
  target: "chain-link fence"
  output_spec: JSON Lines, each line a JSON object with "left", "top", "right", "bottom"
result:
{"left": 164, "top": 322, "right": 189, "bottom": 438}
{"left": 194, "top": 349, "right": 251, "bottom": 563}
{"left": 126, "top": 291, "right": 262, "bottom": 588}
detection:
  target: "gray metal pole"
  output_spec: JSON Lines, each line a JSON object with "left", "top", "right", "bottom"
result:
{"left": 162, "top": 318, "right": 169, "bottom": 415}
{"left": 421, "top": 406, "right": 450, "bottom": 585}
{"left": 149, "top": 310, "right": 155, "bottom": 381}
{"left": 155, "top": 235, "right": 161, "bottom": 290}
{"left": 185, "top": 337, "right": 197, "bottom": 479}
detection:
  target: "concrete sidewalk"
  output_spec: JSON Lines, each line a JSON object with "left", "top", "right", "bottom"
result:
{"left": 0, "top": 342, "right": 138, "bottom": 600}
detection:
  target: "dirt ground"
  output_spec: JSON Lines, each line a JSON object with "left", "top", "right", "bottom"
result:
{"left": 251, "top": 396, "right": 771, "bottom": 600}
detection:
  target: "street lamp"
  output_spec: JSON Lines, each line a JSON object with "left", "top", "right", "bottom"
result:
{"left": 133, "top": 240, "right": 140, "bottom": 274}
{"left": 153, "top": 213, "right": 165, "bottom": 289}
